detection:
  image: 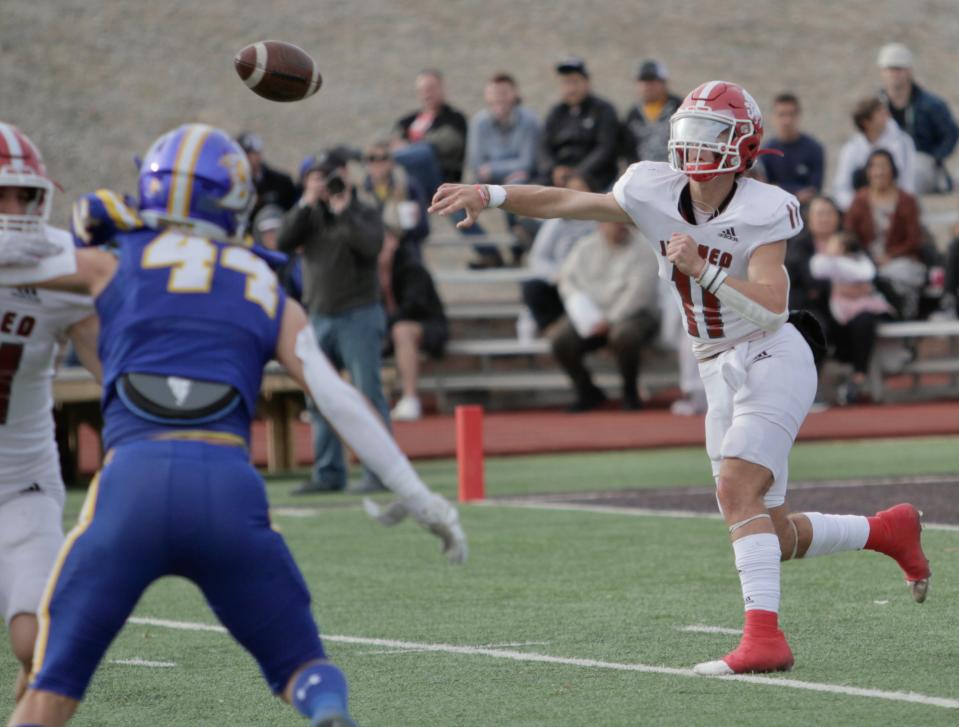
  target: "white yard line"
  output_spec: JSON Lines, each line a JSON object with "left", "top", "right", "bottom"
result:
{"left": 127, "top": 616, "right": 959, "bottom": 710}
{"left": 483, "top": 500, "right": 959, "bottom": 532}
{"left": 109, "top": 657, "right": 177, "bottom": 668}
{"left": 272, "top": 507, "right": 322, "bottom": 518}
{"left": 354, "top": 643, "right": 549, "bottom": 656}
{"left": 678, "top": 624, "right": 743, "bottom": 636}
{"left": 480, "top": 500, "right": 724, "bottom": 521}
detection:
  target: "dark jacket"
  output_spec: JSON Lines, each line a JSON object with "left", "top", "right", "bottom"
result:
{"left": 844, "top": 188, "right": 922, "bottom": 261}
{"left": 392, "top": 252, "right": 446, "bottom": 327}
{"left": 540, "top": 94, "right": 621, "bottom": 190}
{"left": 277, "top": 193, "right": 384, "bottom": 315}
{"left": 252, "top": 163, "right": 298, "bottom": 220}
{"left": 760, "top": 133, "right": 825, "bottom": 195}
{"left": 622, "top": 94, "right": 682, "bottom": 163}
{"left": 395, "top": 103, "right": 469, "bottom": 183}
{"left": 388, "top": 250, "right": 448, "bottom": 358}
{"left": 882, "top": 82, "right": 959, "bottom": 164}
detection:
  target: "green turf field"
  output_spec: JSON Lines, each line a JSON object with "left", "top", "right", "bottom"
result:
{"left": 2, "top": 436, "right": 957, "bottom": 726}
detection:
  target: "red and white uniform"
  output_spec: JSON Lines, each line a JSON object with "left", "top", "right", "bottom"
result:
{"left": 0, "top": 225, "right": 94, "bottom": 624}
{"left": 613, "top": 161, "right": 802, "bottom": 358}
{"left": 613, "top": 161, "right": 815, "bottom": 506}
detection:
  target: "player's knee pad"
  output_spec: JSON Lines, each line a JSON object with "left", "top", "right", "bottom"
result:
{"left": 727, "top": 512, "right": 771, "bottom": 535}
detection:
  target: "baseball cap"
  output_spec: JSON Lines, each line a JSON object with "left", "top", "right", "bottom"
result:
{"left": 254, "top": 204, "right": 284, "bottom": 234}
{"left": 556, "top": 56, "right": 589, "bottom": 77}
{"left": 235, "top": 131, "right": 263, "bottom": 154}
{"left": 877, "top": 43, "right": 913, "bottom": 69}
{"left": 637, "top": 59, "right": 668, "bottom": 82}
{"left": 299, "top": 149, "right": 347, "bottom": 180}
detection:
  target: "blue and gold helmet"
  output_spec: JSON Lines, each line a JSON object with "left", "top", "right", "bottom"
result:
{"left": 137, "top": 123, "right": 254, "bottom": 240}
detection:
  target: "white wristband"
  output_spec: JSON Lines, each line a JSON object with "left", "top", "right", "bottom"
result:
{"left": 695, "top": 262, "right": 728, "bottom": 294}
{"left": 487, "top": 185, "right": 507, "bottom": 208}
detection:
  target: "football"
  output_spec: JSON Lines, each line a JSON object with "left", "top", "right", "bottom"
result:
{"left": 233, "top": 40, "right": 322, "bottom": 102}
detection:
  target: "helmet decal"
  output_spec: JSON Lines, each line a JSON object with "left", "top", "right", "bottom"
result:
{"left": 218, "top": 153, "right": 253, "bottom": 211}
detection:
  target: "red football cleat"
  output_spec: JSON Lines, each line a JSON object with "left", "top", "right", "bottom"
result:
{"left": 694, "top": 610, "right": 794, "bottom": 675}
{"left": 866, "top": 503, "right": 931, "bottom": 603}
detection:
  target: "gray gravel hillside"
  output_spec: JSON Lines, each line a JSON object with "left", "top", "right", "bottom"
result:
{"left": 2, "top": 0, "right": 957, "bottom": 224}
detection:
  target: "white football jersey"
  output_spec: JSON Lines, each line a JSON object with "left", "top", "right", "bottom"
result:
{"left": 0, "top": 227, "right": 94, "bottom": 503}
{"left": 613, "top": 162, "right": 802, "bottom": 358}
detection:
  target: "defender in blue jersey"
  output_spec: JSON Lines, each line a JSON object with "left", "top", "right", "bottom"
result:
{"left": 5, "top": 124, "right": 466, "bottom": 727}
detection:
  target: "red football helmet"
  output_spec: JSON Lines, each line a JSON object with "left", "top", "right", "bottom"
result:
{"left": 667, "top": 81, "right": 765, "bottom": 182}
{"left": 0, "top": 122, "right": 55, "bottom": 235}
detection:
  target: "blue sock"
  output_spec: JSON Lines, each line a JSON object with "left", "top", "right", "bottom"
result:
{"left": 291, "top": 661, "right": 349, "bottom": 722}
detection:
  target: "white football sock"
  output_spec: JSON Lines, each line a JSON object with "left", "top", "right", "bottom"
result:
{"left": 803, "top": 512, "right": 870, "bottom": 558}
{"left": 733, "top": 532, "right": 781, "bottom": 613}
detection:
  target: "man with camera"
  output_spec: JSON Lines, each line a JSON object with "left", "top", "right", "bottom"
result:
{"left": 278, "top": 150, "right": 392, "bottom": 494}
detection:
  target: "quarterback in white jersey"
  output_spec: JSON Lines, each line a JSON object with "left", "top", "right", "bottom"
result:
{"left": 431, "top": 80, "right": 931, "bottom": 675}
{"left": 0, "top": 122, "right": 99, "bottom": 700}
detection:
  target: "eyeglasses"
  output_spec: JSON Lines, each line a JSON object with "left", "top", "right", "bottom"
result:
{"left": 365, "top": 155, "right": 390, "bottom": 163}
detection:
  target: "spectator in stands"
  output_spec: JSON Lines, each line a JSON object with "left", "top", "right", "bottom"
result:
{"left": 519, "top": 174, "right": 597, "bottom": 335}
{"left": 539, "top": 57, "right": 620, "bottom": 191}
{"left": 877, "top": 42, "right": 958, "bottom": 194}
{"left": 786, "top": 195, "right": 843, "bottom": 326}
{"left": 383, "top": 246, "right": 449, "bottom": 422}
{"left": 468, "top": 73, "right": 540, "bottom": 189}
{"left": 252, "top": 204, "right": 284, "bottom": 250}
{"left": 759, "top": 93, "right": 825, "bottom": 205}
{"left": 466, "top": 72, "right": 542, "bottom": 268}
{"left": 277, "top": 149, "right": 392, "bottom": 494}
{"left": 944, "top": 252, "right": 959, "bottom": 318}
{"left": 551, "top": 221, "right": 659, "bottom": 412}
{"left": 236, "top": 131, "right": 298, "bottom": 220}
{"left": 832, "top": 97, "right": 915, "bottom": 210}
{"left": 622, "top": 59, "right": 681, "bottom": 164}
{"left": 393, "top": 69, "right": 469, "bottom": 186}
{"left": 941, "top": 200, "right": 959, "bottom": 317}
{"left": 844, "top": 149, "right": 925, "bottom": 319}
{"left": 362, "top": 140, "right": 430, "bottom": 263}
{"left": 809, "top": 232, "right": 894, "bottom": 405}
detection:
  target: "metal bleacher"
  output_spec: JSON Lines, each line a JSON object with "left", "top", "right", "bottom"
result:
{"left": 416, "top": 217, "right": 681, "bottom": 410}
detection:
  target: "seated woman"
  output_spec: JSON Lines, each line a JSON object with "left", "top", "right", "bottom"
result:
{"left": 785, "top": 195, "right": 843, "bottom": 327}
{"left": 810, "top": 232, "right": 895, "bottom": 404}
{"left": 843, "top": 149, "right": 925, "bottom": 320}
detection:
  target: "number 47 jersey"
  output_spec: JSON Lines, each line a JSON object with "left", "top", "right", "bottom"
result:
{"left": 96, "top": 228, "right": 286, "bottom": 450}
{"left": 612, "top": 162, "right": 803, "bottom": 359}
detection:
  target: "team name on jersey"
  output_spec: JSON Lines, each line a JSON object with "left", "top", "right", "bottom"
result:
{"left": 12, "top": 287, "right": 40, "bottom": 304}
{"left": 658, "top": 240, "right": 734, "bottom": 269}
{"left": 0, "top": 310, "right": 36, "bottom": 339}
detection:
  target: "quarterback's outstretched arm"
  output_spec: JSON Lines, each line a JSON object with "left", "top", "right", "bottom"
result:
{"left": 275, "top": 301, "right": 467, "bottom": 564}
{"left": 429, "top": 183, "right": 631, "bottom": 229}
